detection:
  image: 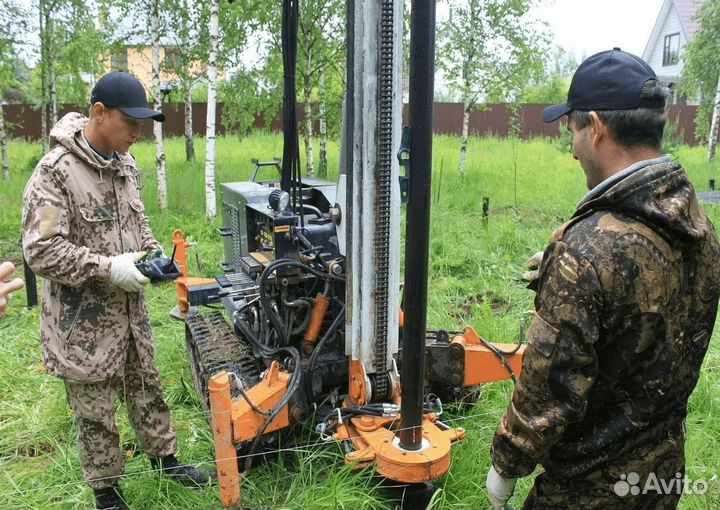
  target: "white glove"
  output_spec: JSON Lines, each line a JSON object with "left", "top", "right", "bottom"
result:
{"left": 486, "top": 465, "right": 517, "bottom": 510}
{"left": 521, "top": 250, "right": 544, "bottom": 282}
{"left": 110, "top": 252, "right": 149, "bottom": 292}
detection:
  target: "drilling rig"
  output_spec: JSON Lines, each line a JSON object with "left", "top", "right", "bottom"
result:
{"left": 172, "top": 0, "right": 525, "bottom": 506}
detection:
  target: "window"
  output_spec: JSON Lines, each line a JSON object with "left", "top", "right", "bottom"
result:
{"left": 111, "top": 49, "right": 128, "bottom": 72}
{"left": 663, "top": 33, "right": 680, "bottom": 66}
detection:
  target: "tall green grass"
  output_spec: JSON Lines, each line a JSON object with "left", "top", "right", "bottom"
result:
{"left": 0, "top": 133, "right": 719, "bottom": 509}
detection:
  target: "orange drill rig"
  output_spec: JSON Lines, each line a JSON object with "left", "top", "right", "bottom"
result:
{"left": 173, "top": 0, "right": 525, "bottom": 507}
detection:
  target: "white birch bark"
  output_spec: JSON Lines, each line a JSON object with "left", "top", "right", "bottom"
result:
{"left": 302, "top": 47, "right": 315, "bottom": 177}
{"left": 458, "top": 95, "right": 470, "bottom": 177}
{"left": 151, "top": 0, "right": 168, "bottom": 210}
{"left": 708, "top": 72, "right": 720, "bottom": 162}
{"left": 184, "top": 81, "right": 195, "bottom": 161}
{"left": 204, "top": 0, "right": 219, "bottom": 218}
{"left": 318, "top": 68, "right": 328, "bottom": 178}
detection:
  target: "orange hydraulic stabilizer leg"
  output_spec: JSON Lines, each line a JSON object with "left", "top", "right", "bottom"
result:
{"left": 170, "top": 229, "right": 219, "bottom": 320}
{"left": 426, "top": 326, "right": 525, "bottom": 387}
{"left": 208, "top": 362, "right": 292, "bottom": 507}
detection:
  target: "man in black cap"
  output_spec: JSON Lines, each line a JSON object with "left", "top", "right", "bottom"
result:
{"left": 485, "top": 49, "right": 720, "bottom": 509}
{"left": 22, "top": 72, "right": 209, "bottom": 510}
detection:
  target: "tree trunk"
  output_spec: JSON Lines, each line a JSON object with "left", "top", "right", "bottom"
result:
{"left": 205, "top": 0, "right": 219, "bottom": 218}
{"left": 317, "top": 67, "right": 328, "bottom": 178}
{"left": 302, "top": 44, "right": 314, "bottom": 177}
{"left": 0, "top": 101, "right": 8, "bottom": 181}
{"left": 458, "top": 96, "right": 471, "bottom": 177}
{"left": 50, "top": 60, "right": 58, "bottom": 126}
{"left": 708, "top": 72, "right": 720, "bottom": 162}
{"left": 151, "top": 0, "right": 168, "bottom": 211}
{"left": 39, "top": 0, "right": 48, "bottom": 153}
{"left": 184, "top": 81, "right": 195, "bottom": 162}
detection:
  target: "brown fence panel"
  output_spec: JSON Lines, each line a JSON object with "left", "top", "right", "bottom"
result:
{"left": 4, "top": 102, "right": 716, "bottom": 146}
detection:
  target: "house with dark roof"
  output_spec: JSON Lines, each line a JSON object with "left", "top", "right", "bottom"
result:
{"left": 642, "top": 0, "right": 706, "bottom": 104}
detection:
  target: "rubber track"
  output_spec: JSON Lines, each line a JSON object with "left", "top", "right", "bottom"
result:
{"left": 185, "top": 311, "right": 261, "bottom": 412}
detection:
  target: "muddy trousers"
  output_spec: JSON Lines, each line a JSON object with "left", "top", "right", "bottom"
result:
{"left": 64, "top": 340, "right": 177, "bottom": 490}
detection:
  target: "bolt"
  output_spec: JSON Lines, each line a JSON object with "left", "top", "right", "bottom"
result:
{"left": 450, "top": 373, "right": 462, "bottom": 386}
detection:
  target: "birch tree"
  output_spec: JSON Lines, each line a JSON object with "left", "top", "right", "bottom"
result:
{"left": 681, "top": 0, "right": 720, "bottom": 161}
{"left": 298, "top": 0, "right": 343, "bottom": 177}
{"left": 709, "top": 74, "right": 720, "bottom": 162}
{"left": 33, "top": 0, "right": 103, "bottom": 151}
{"left": 0, "top": 0, "right": 27, "bottom": 181}
{"left": 437, "top": 0, "right": 546, "bottom": 176}
{"left": 162, "top": 0, "right": 213, "bottom": 162}
{"left": 205, "top": 0, "right": 219, "bottom": 218}
{"left": 150, "top": 0, "right": 168, "bottom": 210}
{"left": 680, "top": 1, "right": 720, "bottom": 160}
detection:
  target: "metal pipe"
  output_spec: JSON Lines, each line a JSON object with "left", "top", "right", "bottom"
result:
{"left": 399, "top": 0, "right": 436, "bottom": 450}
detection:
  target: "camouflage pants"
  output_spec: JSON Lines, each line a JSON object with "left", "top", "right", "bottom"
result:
{"left": 522, "top": 456, "right": 684, "bottom": 510}
{"left": 64, "top": 338, "right": 177, "bottom": 490}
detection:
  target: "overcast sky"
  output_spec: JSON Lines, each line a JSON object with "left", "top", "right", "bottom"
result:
{"left": 532, "top": 0, "right": 665, "bottom": 62}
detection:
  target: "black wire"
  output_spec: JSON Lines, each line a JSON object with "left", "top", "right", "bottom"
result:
{"left": 243, "top": 344, "right": 302, "bottom": 472}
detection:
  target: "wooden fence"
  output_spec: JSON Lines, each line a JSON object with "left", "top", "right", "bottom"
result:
{"left": 3, "top": 102, "right": 714, "bottom": 145}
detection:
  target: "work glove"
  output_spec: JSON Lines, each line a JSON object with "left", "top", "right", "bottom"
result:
{"left": 486, "top": 465, "right": 517, "bottom": 510}
{"left": 521, "top": 250, "right": 544, "bottom": 282}
{"left": 110, "top": 251, "right": 149, "bottom": 292}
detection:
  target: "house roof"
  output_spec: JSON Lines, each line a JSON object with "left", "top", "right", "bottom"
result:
{"left": 642, "top": 0, "right": 706, "bottom": 60}
{"left": 674, "top": 0, "right": 703, "bottom": 40}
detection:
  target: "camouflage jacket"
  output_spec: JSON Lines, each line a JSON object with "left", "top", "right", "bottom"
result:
{"left": 22, "top": 113, "right": 161, "bottom": 382}
{"left": 492, "top": 161, "right": 720, "bottom": 490}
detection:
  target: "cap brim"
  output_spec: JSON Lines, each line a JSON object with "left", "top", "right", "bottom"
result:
{"left": 118, "top": 106, "right": 166, "bottom": 122}
{"left": 541, "top": 103, "right": 572, "bottom": 123}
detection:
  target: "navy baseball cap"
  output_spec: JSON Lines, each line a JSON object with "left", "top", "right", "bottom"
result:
{"left": 542, "top": 48, "right": 665, "bottom": 123}
{"left": 91, "top": 72, "right": 166, "bottom": 122}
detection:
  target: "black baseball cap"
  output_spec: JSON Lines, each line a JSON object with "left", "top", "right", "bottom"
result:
{"left": 542, "top": 48, "right": 665, "bottom": 123}
{"left": 91, "top": 72, "right": 166, "bottom": 122}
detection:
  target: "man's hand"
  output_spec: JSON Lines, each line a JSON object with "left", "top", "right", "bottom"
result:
{"left": 0, "top": 262, "right": 25, "bottom": 320}
{"left": 110, "top": 252, "right": 150, "bottom": 292}
{"left": 486, "top": 465, "right": 517, "bottom": 510}
{"left": 522, "top": 250, "right": 544, "bottom": 282}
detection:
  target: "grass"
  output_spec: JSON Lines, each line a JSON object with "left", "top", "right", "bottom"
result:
{"left": 1, "top": 132, "right": 719, "bottom": 509}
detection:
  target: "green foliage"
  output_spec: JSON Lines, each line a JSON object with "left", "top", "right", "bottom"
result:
{"left": 1, "top": 135, "right": 719, "bottom": 509}
{"left": 679, "top": 0, "right": 720, "bottom": 142}
{"left": 437, "top": 0, "right": 549, "bottom": 107}
{"left": 522, "top": 74, "right": 569, "bottom": 104}
{"left": 0, "top": 0, "right": 29, "bottom": 99}
{"left": 662, "top": 116, "right": 685, "bottom": 158}
{"left": 26, "top": 0, "right": 107, "bottom": 108}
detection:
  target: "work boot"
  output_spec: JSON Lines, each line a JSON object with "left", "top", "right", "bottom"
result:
{"left": 94, "top": 484, "right": 129, "bottom": 510}
{"left": 150, "top": 454, "right": 210, "bottom": 488}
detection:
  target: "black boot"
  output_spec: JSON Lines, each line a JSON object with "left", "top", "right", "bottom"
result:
{"left": 94, "top": 484, "right": 129, "bottom": 510}
{"left": 150, "top": 454, "right": 210, "bottom": 488}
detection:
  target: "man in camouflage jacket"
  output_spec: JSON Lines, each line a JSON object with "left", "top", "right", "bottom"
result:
{"left": 22, "top": 73, "right": 208, "bottom": 510}
{"left": 487, "top": 50, "right": 720, "bottom": 510}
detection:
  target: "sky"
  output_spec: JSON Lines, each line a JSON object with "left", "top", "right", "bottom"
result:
{"left": 531, "top": 0, "right": 666, "bottom": 62}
